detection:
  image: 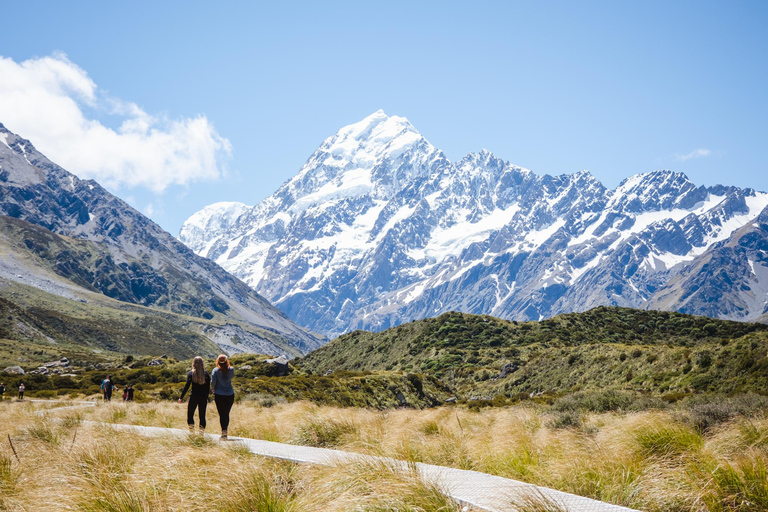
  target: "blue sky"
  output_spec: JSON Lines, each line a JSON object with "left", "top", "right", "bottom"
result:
{"left": 1, "top": 1, "right": 767, "bottom": 235}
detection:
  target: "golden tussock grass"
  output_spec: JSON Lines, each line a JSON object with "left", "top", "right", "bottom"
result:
{"left": 2, "top": 399, "right": 768, "bottom": 511}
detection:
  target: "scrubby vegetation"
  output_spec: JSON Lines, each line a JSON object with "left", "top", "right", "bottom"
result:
{"left": 5, "top": 397, "right": 768, "bottom": 511}
{"left": 0, "top": 352, "right": 452, "bottom": 408}
{"left": 5, "top": 307, "right": 768, "bottom": 410}
{"left": 297, "top": 308, "right": 768, "bottom": 397}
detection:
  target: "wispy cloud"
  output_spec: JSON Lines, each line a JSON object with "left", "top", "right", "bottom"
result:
{"left": 0, "top": 52, "right": 231, "bottom": 192}
{"left": 675, "top": 148, "right": 711, "bottom": 162}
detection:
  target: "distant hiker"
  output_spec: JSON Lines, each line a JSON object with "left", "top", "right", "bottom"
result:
{"left": 122, "top": 387, "right": 128, "bottom": 401}
{"left": 101, "top": 375, "right": 115, "bottom": 402}
{"left": 178, "top": 356, "right": 210, "bottom": 435}
{"left": 18, "top": 382, "right": 25, "bottom": 400}
{"left": 0, "top": 382, "right": 5, "bottom": 400}
{"left": 126, "top": 385, "right": 135, "bottom": 401}
{"left": 211, "top": 354, "right": 235, "bottom": 440}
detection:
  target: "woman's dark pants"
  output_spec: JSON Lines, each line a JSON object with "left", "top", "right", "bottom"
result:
{"left": 187, "top": 395, "right": 207, "bottom": 429}
{"left": 214, "top": 394, "right": 234, "bottom": 431}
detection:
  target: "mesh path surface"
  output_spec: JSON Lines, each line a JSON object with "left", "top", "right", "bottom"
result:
{"left": 105, "top": 422, "right": 639, "bottom": 512}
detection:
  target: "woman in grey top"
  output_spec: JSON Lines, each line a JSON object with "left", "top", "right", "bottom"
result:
{"left": 211, "top": 354, "right": 235, "bottom": 439}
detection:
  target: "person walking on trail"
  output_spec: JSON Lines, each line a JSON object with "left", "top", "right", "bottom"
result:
{"left": 0, "top": 382, "right": 5, "bottom": 401}
{"left": 18, "top": 382, "right": 25, "bottom": 400}
{"left": 211, "top": 354, "right": 235, "bottom": 440}
{"left": 126, "top": 384, "right": 135, "bottom": 401}
{"left": 101, "top": 375, "right": 115, "bottom": 402}
{"left": 178, "top": 356, "right": 210, "bottom": 435}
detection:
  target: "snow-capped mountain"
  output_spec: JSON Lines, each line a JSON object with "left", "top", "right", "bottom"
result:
{"left": 180, "top": 110, "right": 768, "bottom": 337}
{"left": 0, "top": 123, "right": 324, "bottom": 356}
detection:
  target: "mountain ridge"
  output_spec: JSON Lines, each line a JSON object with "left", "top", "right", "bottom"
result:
{"left": 0, "top": 122, "right": 325, "bottom": 357}
{"left": 181, "top": 111, "right": 768, "bottom": 337}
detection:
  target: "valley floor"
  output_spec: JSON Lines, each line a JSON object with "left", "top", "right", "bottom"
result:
{"left": 1, "top": 399, "right": 767, "bottom": 511}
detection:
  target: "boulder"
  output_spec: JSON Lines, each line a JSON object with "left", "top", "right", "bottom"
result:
{"left": 264, "top": 355, "right": 290, "bottom": 377}
{"left": 498, "top": 363, "right": 519, "bottom": 378}
{"left": 2, "top": 366, "right": 24, "bottom": 375}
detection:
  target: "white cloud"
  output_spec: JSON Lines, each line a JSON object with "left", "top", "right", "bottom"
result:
{"left": 0, "top": 53, "right": 231, "bottom": 192}
{"left": 675, "top": 148, "right": 711, "bottom": 162}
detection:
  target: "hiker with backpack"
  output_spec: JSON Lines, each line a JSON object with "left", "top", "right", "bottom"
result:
{"left": 101, "top": 375, "right": 116, "bottom": 402}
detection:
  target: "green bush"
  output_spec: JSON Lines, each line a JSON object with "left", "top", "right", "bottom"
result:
{"left": 682, "top": 394, "right": 768, "bottom": 432}
{"left": 550, "top": 410, "right": 582, "bottom": 430}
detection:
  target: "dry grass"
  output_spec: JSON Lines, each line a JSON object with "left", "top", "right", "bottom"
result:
{"left": 3, "top": 399, "right": 768, "bottom": 511}
{"left": 0, "top": 400, "right": 468, "bottom": 511}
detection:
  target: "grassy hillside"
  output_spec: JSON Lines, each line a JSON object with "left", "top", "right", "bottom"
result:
{"left": 0, "top": 282, "right": 221, "bottom": 362}
{"left": 298, "top": 307, "right": 768, "bottom": 397}
{"left": 0, "top": 215, "right": 320, "bottom": 358}
{"left": 0, "top": 277, "right": 302, "bottom": 364}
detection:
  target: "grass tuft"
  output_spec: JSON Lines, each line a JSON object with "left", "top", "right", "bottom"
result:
{"left": 0, "top": 451, "right": 18, "bottom": 495}
{"left": 509, "top": 488, "right": 568, "bottom": 512}
{"left": 78, "top": 485, "right": 155, "bottom": 512}
{"left": 702, "top": 454, "right": 768, "bottom": 511}
{"left": 26, "top": 420, "right": 60, "bottom": 445}
{"left": 292, "top": 417, "right": 358, "bottom": 447}
{"left": 223, "top": 469, "right": 298, "bottom": 512}
{"left": 634, "top": 420, "right": 703, "bottom": 458}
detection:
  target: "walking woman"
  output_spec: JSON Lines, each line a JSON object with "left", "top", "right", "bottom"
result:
{"left": 211, "top": 354, "right": 235, "bottom": 439}
{"left": 178, "top": 356, "right": 210, "bottom": 435}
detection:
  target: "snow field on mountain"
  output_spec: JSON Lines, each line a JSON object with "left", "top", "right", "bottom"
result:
{"left": 180, "top": 111, "right": 768, "bottom": 335}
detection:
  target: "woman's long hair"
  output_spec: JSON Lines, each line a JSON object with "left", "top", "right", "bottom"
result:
{"left": 215, "top": 354, "right": 230, "bottom": 376}
{"left": 192, "top": 356, "right": 206, "bottom": 385}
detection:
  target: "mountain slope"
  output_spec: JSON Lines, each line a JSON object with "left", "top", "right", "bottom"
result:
{"left": 0, "top": 123, "right": 325, "bottom": 356}
{"left": 182, "top": 111, "right": 768, "bottom": 336}
{"left": 646, "top": 206, "right": 768, "bottom": 320}
{"left": 297, "top": 308, "right": 768, "bottom": 396}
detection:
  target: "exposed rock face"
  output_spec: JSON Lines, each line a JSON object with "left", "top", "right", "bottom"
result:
{"left": 646, "top": 207, "right": 768, "bottom": 320}
{"left": 0, "top": 123, "right": 324, "bottom": 355}
{"left": 181, "top": 111, "right": 768, "bottom": 336}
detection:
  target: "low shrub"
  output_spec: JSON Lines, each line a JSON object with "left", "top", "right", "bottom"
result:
{"left": 550, "top": 411, "right": 582, "bottom": 430}
{"left": 682, "top": 394, "right": 768, "bottom": 432}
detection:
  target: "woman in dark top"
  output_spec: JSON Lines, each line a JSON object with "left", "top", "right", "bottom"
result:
{"left": 178, "top": 356, "right": 210, "bottom": 435}
{"left": 211, "top": 354, "right": 235, "bottom": 440}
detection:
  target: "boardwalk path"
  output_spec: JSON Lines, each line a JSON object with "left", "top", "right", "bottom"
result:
{"left": 33, "top": 400, "right": 637, "bottom": 512}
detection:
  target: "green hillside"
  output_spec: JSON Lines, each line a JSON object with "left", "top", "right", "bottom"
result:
{"left": 298, "top": 308, "right": 768, "bottom": 397}
{"left": 0, "top": 286, "right": 221, "bottom": 364}
{"left": 0, "top": 215, "right": 309, "bottom": 361}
